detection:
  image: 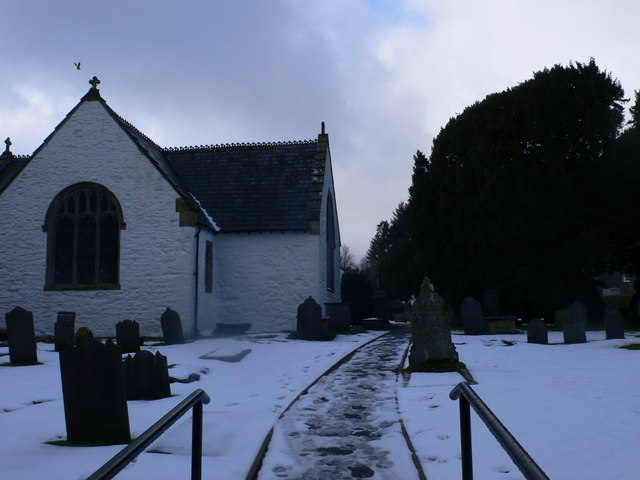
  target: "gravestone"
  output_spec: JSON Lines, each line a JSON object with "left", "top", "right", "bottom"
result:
{"left": 527, "top": 318, "right": 548, "bottom": 344}
{"left": 567, "top": 301, "right": 587, "bottom": 325}
{"left": 563, "top": 322, "right": 586, "bottom": 344}
{"left": 482, "top": 288, "right": 499, "bottom": 316}
{"left": 604, "top": 308, "right": 625, "bottom": 340}
{"left": 325, "top": 303, "right": 351, "bottom": 328}
{"left": 161, "top": 308, "right": 185, "bottom": 345}
{"left": 116, "top": 319, "right": 140, "bottom": 354}
{"left": 54, "top": 312, "right": 76, "bottom": 352}
{"left": 297, "top": 297, "right": 324, "bottom": 340}
{"left": 5, "top": 306, "right": 38, "bottom": 365}
{"left": 461, "top": 297, "right": 487, "bottom": 335}
{"left": 123, "top": 350, "right": 171, "bottom": 400}
{"left": 59, "top": 338, "right": 130, "bottom": 443}
{"left": 564, "top": 301, "right": 587, "bottom": 343}
{"left": 408, "top": 278, "right": 458, "bottom": 368}
{"left": 372, "top": 289, "right": 388, "bottom": 320}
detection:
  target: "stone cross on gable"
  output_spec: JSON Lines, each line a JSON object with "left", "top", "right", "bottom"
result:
{"left": 3, "top": 137, "right": 10, "bottom": 153}
{"left": 89, "top": 76, "right": 101, "bottom": 90}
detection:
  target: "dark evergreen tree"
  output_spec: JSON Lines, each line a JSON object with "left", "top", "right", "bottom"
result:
{"left": 364, "top": 202, "right": 423, "bottom": 301}
{"left": 409, "top": 59, "right": 626, "bottom": 317}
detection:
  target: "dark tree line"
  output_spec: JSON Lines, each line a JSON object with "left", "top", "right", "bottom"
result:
{"left": 366, "top": 59, "right": 640, "bottom": 318}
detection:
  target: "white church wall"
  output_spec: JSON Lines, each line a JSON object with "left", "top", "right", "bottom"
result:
{"left": 212, "top": 232, "right": 319, "bottom": 332}
{"left": 0, "top": 100, "right": 195, "bottom": 337}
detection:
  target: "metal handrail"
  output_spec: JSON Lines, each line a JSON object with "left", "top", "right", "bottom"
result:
{"left": 86, "top": 389, "right": 211, "bottom": 480}
{"left": 449, "top": 382, "right": 549, "bottom": 480}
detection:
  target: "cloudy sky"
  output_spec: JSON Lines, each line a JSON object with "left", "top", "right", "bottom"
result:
{"left": 1, "top": 0, "right": 639, "bottom": 260}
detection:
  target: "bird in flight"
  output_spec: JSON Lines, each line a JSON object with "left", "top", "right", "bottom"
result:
{"left": 74, "top": 62, "right": 81, "bottom": 70}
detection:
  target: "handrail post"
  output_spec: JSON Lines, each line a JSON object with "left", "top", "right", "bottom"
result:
{"left": 192, "top": 400, "right": 204, "bottom": 480}
{"left": 459, "top": 395, "right": 473, "bottom": 480}
{"left": 450, "top": 382, "right": 549, "bottom": 480}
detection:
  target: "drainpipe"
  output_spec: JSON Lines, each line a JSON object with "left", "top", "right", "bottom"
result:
{"left": 193, "top": 225, "right": 201, "bottom": 337}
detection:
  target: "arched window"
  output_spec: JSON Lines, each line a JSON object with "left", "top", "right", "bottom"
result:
{"left": 44, "top": 183, "right": 125, "bottom": 289}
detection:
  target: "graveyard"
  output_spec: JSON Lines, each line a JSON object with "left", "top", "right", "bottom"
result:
{"left": 1, "top": 313, "right": 639, "bottom": 479}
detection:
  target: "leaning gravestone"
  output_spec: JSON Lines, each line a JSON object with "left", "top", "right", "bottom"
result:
{"left": 461, "top": 297, "right": 487, "bottom": 335}
{"left": 5, "top": 306, "right": 38, "bottom": 365}
{"left": 116, "top": 319, "right": 140, "bottom": 353}
{"left": 408, "top": 277, "right": 458, "bottom": 368}
{"left": 604, "top": 308, "right": 625, "bottom": 340}
{"left": 59, "top": 338, "right": 130, "bottom": 443}
{"left": 54, "top": 312, "right": 76, "bottom": 352}
{"left": 297, "top": 297, "right": 324, "bottom": 340}
{"left": 161, "top": 308, "right": 185, "bottom": 345}
{"left": 527, "top": 318, "right": 548, "bottom": 344}
{"left": 123, "top": 350, "right": 171, "bottom": 400}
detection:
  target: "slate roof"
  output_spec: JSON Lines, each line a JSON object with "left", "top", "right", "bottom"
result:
{"left": 0, "top": 86, "right": 329, "bottom": 234}
{"left": 165, "top": 141, "right": 323, "bottom": 232}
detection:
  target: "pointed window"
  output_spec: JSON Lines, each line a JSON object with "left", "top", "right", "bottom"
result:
{"left": 326, "top": 194, "right": 336, "bottom": 292}
{"left": 44, "top": 183, "right": 125, "bottom": 290}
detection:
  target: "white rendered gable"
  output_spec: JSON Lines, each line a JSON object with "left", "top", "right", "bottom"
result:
{"left": 0, "top": 99, "right": 196, "bottom": 337}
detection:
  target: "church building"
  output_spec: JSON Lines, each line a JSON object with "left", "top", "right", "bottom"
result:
{"left": 0, "top": 78, "right": 342, "bottom": 337}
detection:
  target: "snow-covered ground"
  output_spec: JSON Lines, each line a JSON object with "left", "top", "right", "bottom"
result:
{"left": 1, "top": 328, "right": 639, "bottom": 479}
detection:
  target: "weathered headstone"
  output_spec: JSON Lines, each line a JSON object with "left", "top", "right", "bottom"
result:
{"left": 297, "top": 297, "right": 323, "bottom": 340}
{"left": 54, "top": 312, "right": 76, "bottom": 352}
{"left": 527, "top": 318, "right": 548, "bottom": 344}
{"left": 461, "top": 297, "right": 487, "bottom": 335}
{"left": 604, "top": 307, "right": 625, "bottom": 340}
{"left": 482, "top": 288, "right": 499, "bottom": 317}
{"left": 59, "top": 338, "right": 130, "bottom": 443}
{"left": 564, "top": 301, "right": 587, "bottom": 344}
{"left": 123, "top": 350, "right": 171, "bottom": 400}
{"left": 161, "top": 308, "right": 185, "bottom": 345}
{"left": 5, "top": 306, "right": 38, "bottom": 365}
{"left": 116, "top": 319, "right": 140, "bottom": 354}
{"left": 408, "top": 278, "right": 458, "bottom": 368}
{"left": 567, "top": 301, "right": 587, "bottom": 325}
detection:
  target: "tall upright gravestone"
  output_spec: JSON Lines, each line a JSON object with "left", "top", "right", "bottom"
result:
{"left": 408, "top": 278, "right": 458, "bottom": 368}
{"left": 161, "top": 308, "right": 185, "bottom": 345}
{"left": 54, "top": 312, "right": 76, "bottom": 352}
{"left": 604, "top": 307, "right": 625, "bottom": 340}
{"left": 563, "top": 301, "right": 587, "bottom": 344}
{"left": 461, "top": 297, "right": 487, "bottom": 335}
{"left": 59, "top": 338, "right": 130, "bottom": 443}
{"left": 297, "top": 297, "right": 324, "bottom": 340}
{"left": 527, "top": 318, "right": 548, "bottom": 345}
{"left": 116, "top": 319, "right": 140, "bottom": 354}
{"left": 5, "top": 306, "right": 38, "bottom": 365}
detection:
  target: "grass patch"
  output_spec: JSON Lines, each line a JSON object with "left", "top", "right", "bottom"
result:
{"left": 46, "top": 438, "right": 131, "bottom": 447}
{"left": 406, "top": 358, "right": 468, "bottom": 373}
{"left": 618, "top": 343, "right": 640, "bottom": 350}
{"left": 1, "top": 362, "right": 43, "bottom": 367}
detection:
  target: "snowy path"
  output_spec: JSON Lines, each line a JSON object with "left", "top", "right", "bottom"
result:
{"left": 258, "top": 328, "right": 421, "bottom": 480}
